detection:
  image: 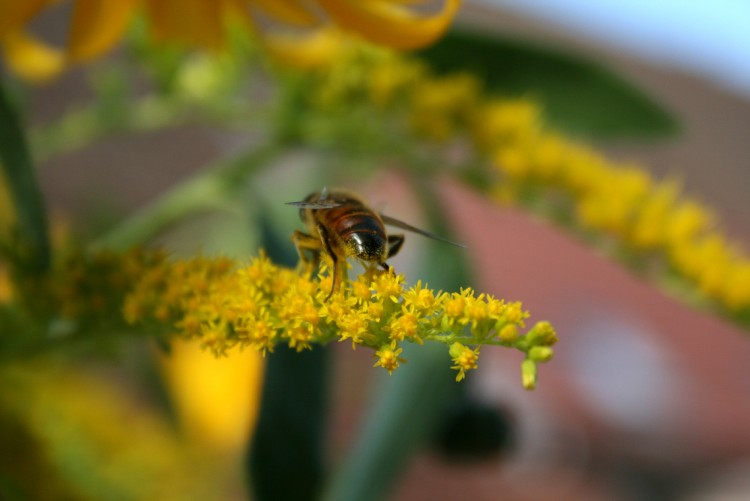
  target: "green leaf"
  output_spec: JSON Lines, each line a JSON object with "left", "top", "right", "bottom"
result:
{"left": 247, "top": 345, "right": 329, "bottom": 501}
{"left": 417, "top": 29, "right": 679, "bottom": 139}
{"left": 0, "top": 81, "right": 50, "bottom": 272}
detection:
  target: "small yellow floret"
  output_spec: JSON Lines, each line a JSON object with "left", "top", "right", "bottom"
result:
{"left": 374, "top": 342, "right": 405, "bottom": 374}
{"left": 387, "top": 310, "right": 421, "bottom": 342}
{"left": 498, "top": 324, "right": 519, "bottom": 342}
{"left": 402, "top": 281, "right": 441, "bottom": 313}
{"left": 371, "top": 271, "right": 404, "bottom": 303}
{"left": 449, "top": 342, "right": 480, "bottom": 382}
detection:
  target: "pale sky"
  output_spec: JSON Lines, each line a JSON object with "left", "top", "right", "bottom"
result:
{"left": 475, "top": 0, "right": 750, "bottom": 98}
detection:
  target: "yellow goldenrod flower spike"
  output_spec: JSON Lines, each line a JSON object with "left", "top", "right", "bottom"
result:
{"left": 321, "top": 46, "right": 743, "bottom": 312}
{"left": 116, "top": 251, "right": 554, "bottom": 387}
{"left": 410, "top": 73, "right": 481, "bottom": 140}
{"left": 5, "top": 245, "right": 553, "bottom": 388}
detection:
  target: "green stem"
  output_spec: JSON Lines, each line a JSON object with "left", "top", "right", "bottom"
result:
{"left": 31, "top": 97, "right": 184, "bottom": 163}
{"left": 30, "top": 95, "right": 262, "bottom": 163}
{"left": 247, "top": 345, "right": 329, "bottom": 501}
{"left": 0, "top": 80, "right": 50, "bottom": 273}
{"left": 92, "top": 138, "right": 283, "bottom": 250}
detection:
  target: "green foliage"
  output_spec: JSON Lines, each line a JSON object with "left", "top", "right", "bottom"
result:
{"left": 0, "top": 82, "right": 50, "bottom": 273}
{"left": 418, "top": 29, "right": 680, "bottom": 139}
{"left": 248, "top": 346, "right": 330, "bottom": 501}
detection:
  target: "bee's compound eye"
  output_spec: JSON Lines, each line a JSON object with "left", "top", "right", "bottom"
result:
{"left": 350, "top": 232, "right": 386, "bottom": 261}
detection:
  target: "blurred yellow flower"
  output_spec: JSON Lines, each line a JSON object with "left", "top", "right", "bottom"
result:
{"left": 157, "top": 338, "right": 264, "bottom": 454}
{"left": 0, "top": 362, "right": 226, "bottom": 499}
{"left": 0, "top": 264, "right": 11, "bottom": 304}
{"left": 0, "top": 0, "right": 461, "bottom": 82}
{"left": 0, "top": 170, "right": 16, "bottom": 239}
{"left": 409, "top": 72, "right": 480, "bottom": 140}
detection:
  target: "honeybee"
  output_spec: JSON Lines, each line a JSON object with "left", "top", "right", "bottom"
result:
{"left": 287, "top": 188, "right": 465, "bottom": 299}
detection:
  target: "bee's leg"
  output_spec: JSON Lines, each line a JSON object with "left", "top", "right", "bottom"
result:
{"left": 386, "top": 234, "right": 405, "bottom": 259}
{"left": 379, "top": 234, "right": 405, "bottom": 273}
{"left": 315, "top": 223, "right": 341, "bottom": 301}
{"left": 291, "top": 230, "right": 321, "bottom": 275}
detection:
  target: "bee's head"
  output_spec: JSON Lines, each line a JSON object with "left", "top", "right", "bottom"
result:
{"left": 347, "top": 232, "right": 386, "bottom": 262}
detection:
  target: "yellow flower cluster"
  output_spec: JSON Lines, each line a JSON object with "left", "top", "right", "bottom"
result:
{"left": 485, "top": 111, "right": 750, "bottom": 313}
{"left": 479, "top": 109, "right": 750, "bottom": 314}
{"left": 0, "top": 246, "right": 162, "bottom": 327}
{"left": 307, "top": 49, "right": 750, "bottom": 319}
{"left": 122, "top": 252, "right": 555, "bottom": 386}
{"left": 409, "top": 73, "right": 480, "bottom": 141}
{"left": 0, "top": 363, "right": 223, "bottom": 499}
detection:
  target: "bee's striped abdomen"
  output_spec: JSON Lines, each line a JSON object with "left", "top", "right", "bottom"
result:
{"left": 332, "top": 208, "right": 384, "bottom": 237}
{"left": 324, "top": 204, "right": 386, "bottom": 261}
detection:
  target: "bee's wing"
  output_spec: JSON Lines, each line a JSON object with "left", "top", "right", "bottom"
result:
{"left": 380, "top": 214, "right": 467, "bottom": 248}
{"left": 286, "top": 200, "right": 342, "bottom": 209}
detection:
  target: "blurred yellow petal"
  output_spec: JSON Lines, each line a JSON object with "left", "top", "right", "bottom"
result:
{"left": 222, "top": 0, "right": 256, "bottom": 33}
{"left": 144, "top": 0, "right": 227, "bottom": 50}
{"left": 317, "top": 0, "right": 461, "bottom": 49}
{"left": 0, "top": 172, "right": 14, "bottom": 235}
{"left": 250, "top": 0, "right": 319, "bottom": 27}
{"left": 67, "top": 0, "right": 138, "bottom": 62}
{"left": 1, "top": 29, "right": 64, "bottom": 83}
{"left": 262, "top": 27, "right": 344, "bottom": 68}
{"left": 158, "top": 339, "right": 264, "bottom": 454}
{"left": 0, "top": 0, "right": 55, "bottom": 37}
{"left": 0, "top": 265, "right": 11, "bottom": 303}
